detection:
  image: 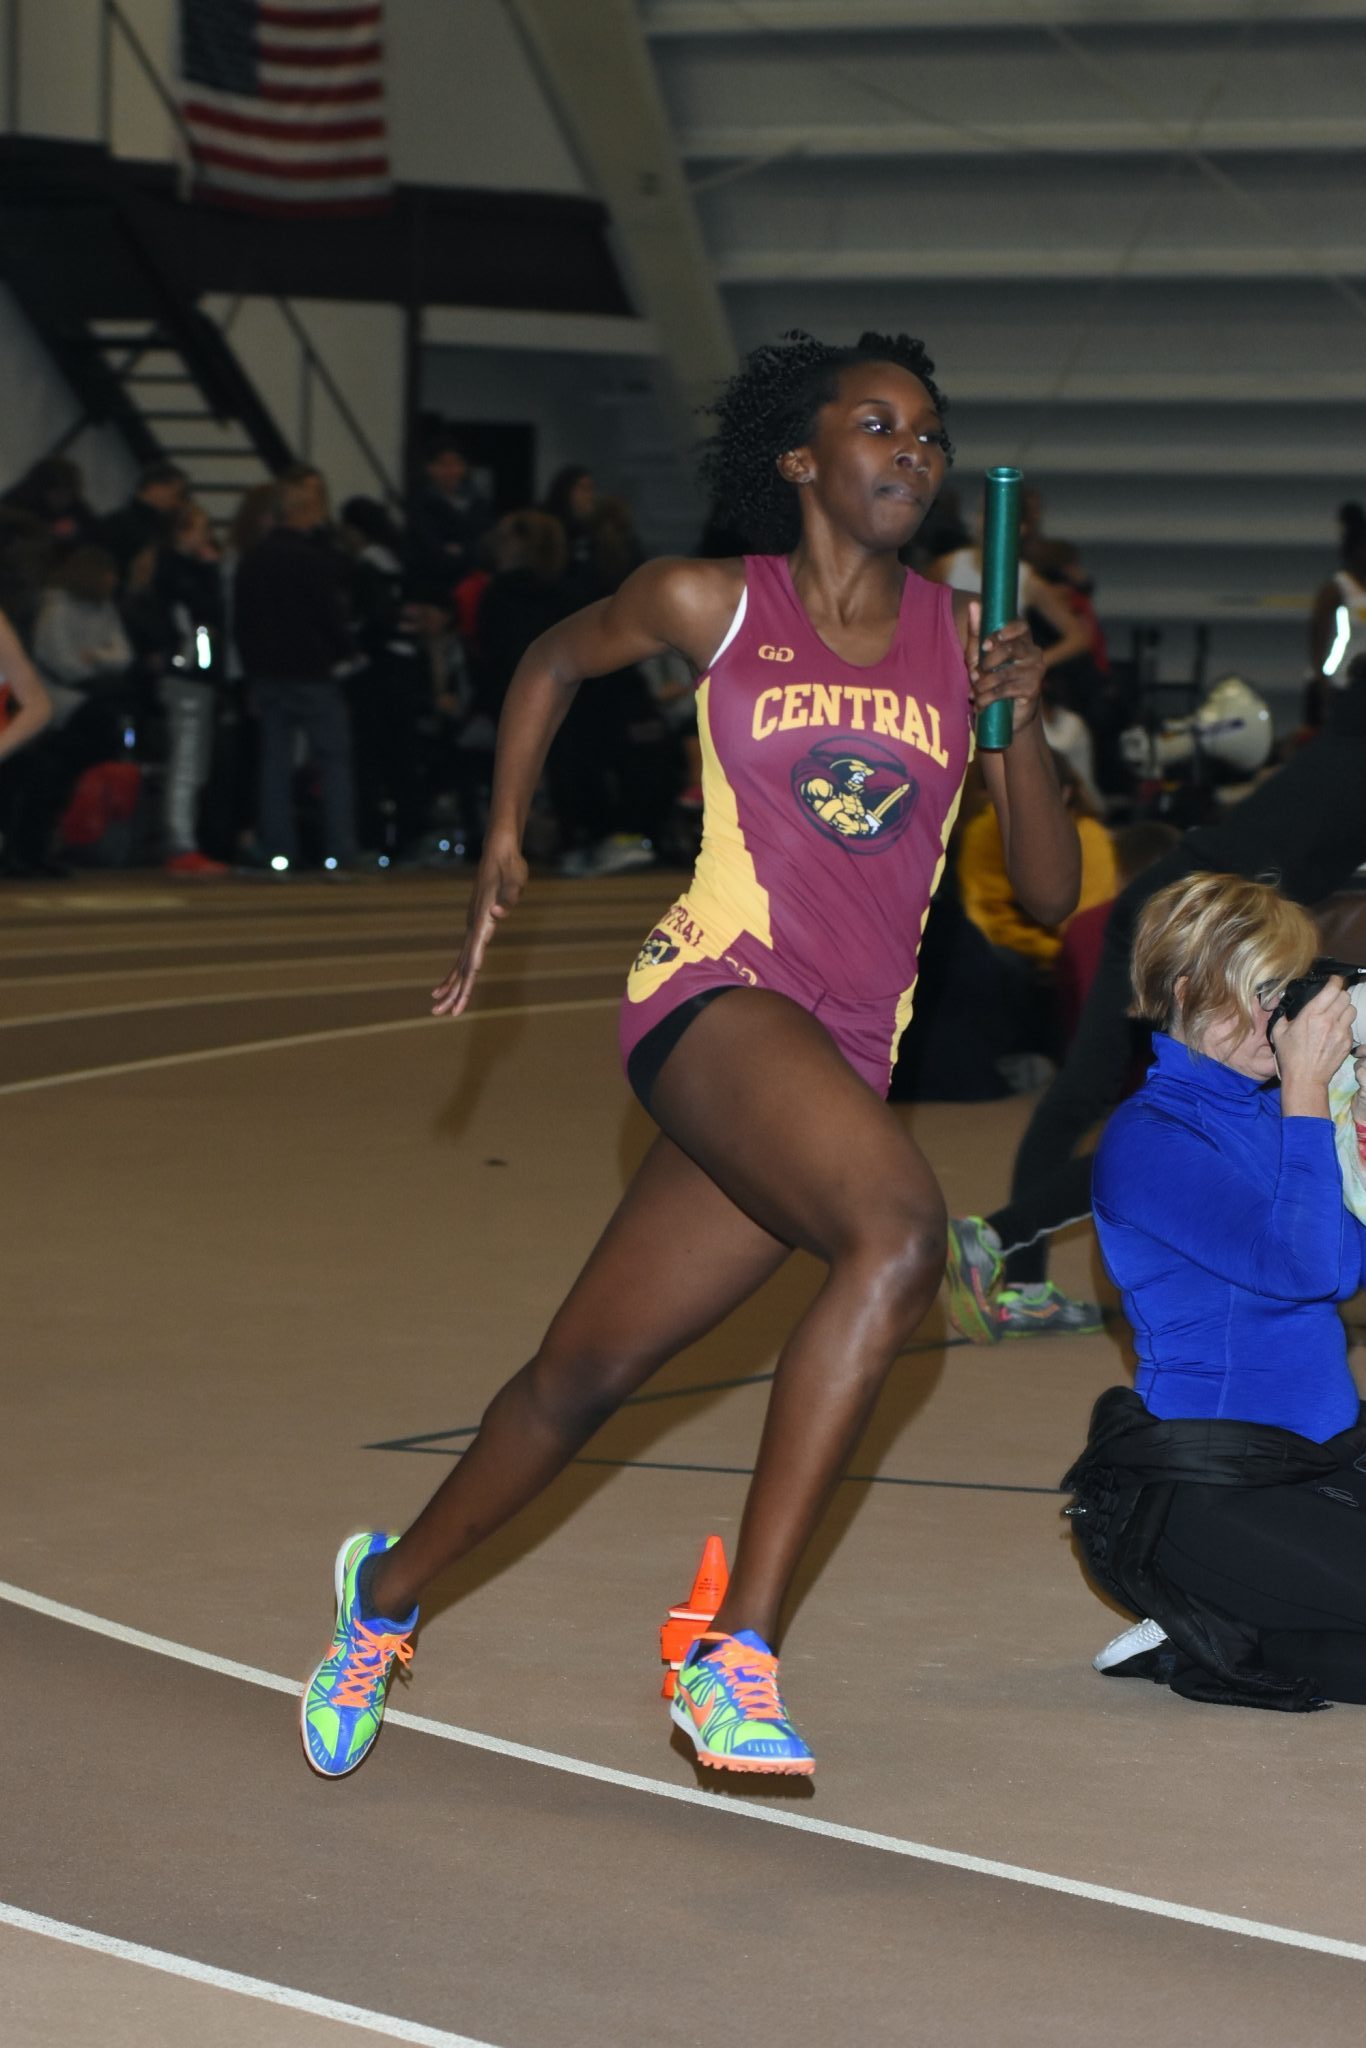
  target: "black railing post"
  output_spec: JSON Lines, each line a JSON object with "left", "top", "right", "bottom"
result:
{"left": 300, "top": 350, "right": 313, "bottom": 461}
{"left": 7, "top": 0, "right": 22, "bottom": 134}
{"left": 98, "top": 0, "right": 113, "bottom": 146}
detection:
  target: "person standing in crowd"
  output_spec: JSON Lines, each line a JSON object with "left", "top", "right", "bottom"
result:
{"left": 158, "top": 501, "right": 228, "bottom": 876}
{"left": 233, "top": 467, "right": 359, "bottom": 872}
{"left": 541, "top": 466, "right": 600, "bottom": 605}
{"left": 929, "top": 522, "right": 1092, "bottom": 676}
{"left": 1306, "top": 502, "right": 1366, "bottom": 729}
{"left": 215, "top": 482, "right": 279, "bottom": 861}
{"left": 339, "top": 494, "right": 434, "bottom": 862}
{"left": 930, "top": 522, "right": 1103, "bottom": 807}
{"left": 446, "top": 509, "right": 572, "bottom": 861}
{"left": 98, "top": 462, "right": 190, "bottom": 578}
{"left": 409, "top": 435, "right": 493, "bottom": 593}
{"left": 543, "top": 482, "right": 676, "bottom": 876}
{"left": 300, "top": 328, "right": 1080, "bottom": 1784}
{"left": 944, "top": 666, "right": 1366, "bottom": 1343}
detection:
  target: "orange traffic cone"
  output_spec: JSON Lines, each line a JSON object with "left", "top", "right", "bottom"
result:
{"left": 659, "top": 1535, "right": 729, "bottom": 1698}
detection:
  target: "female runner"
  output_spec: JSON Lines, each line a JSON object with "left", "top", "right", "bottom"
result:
{"left": 302, "top": 330, "right": 1080, "bottom": 1780}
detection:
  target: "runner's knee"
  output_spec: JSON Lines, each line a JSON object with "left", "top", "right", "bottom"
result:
{"left": 839, "top": 1196, "right": 947, "bottom": 1333}
{"left": 518, "top": 1338, "right": 653, "bottom": 1445}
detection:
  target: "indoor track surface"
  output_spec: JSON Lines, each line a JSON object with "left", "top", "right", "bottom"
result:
{"left": 4, "top": 870, "right": 1365, "bottom": 2047}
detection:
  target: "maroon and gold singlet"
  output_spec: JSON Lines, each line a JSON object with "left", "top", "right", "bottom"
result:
{"left": 620, "top": 553, "right": 973, "bottom": 1097}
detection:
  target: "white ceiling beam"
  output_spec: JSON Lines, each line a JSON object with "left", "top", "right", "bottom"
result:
{"left": 683, "top": 116, "right": 1366, "bottom": 159}
{"left": 422, "top": 308, "right": 660, "bottom": 356}
{"left": 714, "top": 245, "right": 1366, "bottom": 284}
{"left": 948, "top": 511, "right": 1341, "bottom": 547}
{"left": 949, "top": 442, "right": 1364, "bottom": 479}
{"left": 1079, "top": 591, "right": 1311, "bottom": 621}
{"left": 879, "top": 369, "right": 1366, "bottom": 401}
{"left": 505, "top": 0, "right": 734, "bottom": 445}
{"left": 644, "top": 1, "right": 1366, "bottom": 33}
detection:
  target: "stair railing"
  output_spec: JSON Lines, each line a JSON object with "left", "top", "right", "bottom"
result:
{"left": 92, "top": 0, "right": 402, "bottom": 508}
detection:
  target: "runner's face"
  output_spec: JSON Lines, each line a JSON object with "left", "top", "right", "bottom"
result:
{"left": 793, "top": 363, "right": 949, "bottom": 550}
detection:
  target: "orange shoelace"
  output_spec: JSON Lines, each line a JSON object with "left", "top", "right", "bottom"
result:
{"left": 332, "top": 1621, "right": 414, "bottom": 1709}
{"left": 708, "top": 1638, "right": 783, "bottom": 1720}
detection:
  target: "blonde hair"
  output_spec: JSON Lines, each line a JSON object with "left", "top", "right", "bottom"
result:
{"left": 1129, "top": 871, "right": 1317, "bottom": 1048}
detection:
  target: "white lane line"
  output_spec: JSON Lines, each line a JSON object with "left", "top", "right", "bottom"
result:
{"left": 0, "top": 997, "right": 620, "bottom": 1098}
{"left": 0, "top": 1902, "right": 503, "bottom": 2048}
{"left": 0, "top": 960, "right": 622, "bottom": 1031}
{"left": 0, "top": 935, "right": 639, "bottom": 991}
{"left": 5, "top": 1578, "right": 1365, "bottom": 1966}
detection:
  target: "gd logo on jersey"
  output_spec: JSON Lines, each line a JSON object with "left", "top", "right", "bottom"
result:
{"left": 791, "top": 737, "right": 919, "bottom": 852}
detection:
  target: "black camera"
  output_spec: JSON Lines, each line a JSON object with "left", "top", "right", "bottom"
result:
{"left": 1266, "top": 957, "right": 1366, "bottom": 1042}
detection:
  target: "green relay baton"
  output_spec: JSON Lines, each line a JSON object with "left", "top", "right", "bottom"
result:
{"left": 978, "top": 466, "right": 1022, "bottom": 752}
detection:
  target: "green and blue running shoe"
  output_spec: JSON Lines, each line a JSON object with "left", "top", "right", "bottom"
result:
{"left": 301, "top": 1532, "right": 417, "bottom": 1778}
{"left": 944, "top": 1215, "right": 1004, "bottom": 1344}
{"left": 671, "top": 1629, "right": 815, "bottom": 1777}
{"left": 994, "top": 1281, "right": 1103, "bottom": 1339}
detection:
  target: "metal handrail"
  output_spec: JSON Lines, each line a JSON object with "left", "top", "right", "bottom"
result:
{"left": 95, "top": 0, "right": 401, "bottom": 506}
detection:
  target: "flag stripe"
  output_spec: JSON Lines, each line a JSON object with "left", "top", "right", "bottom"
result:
{"left": 184, "top": 81, "right": 382, "bottom": 118}
{"left": 188, "top": 133, "right": 388, "bottom": 167}
{"left": 256, "top": 79, "right": 382, "bottom": 104}
{"left": 255, "top": 38, "right": 380, "bottom": 66}
{"left": 183, "top": 101, "right": 382, "bottom": 142}
{"left": 257, "top": 4, "right": 382, "bottom": 24}
{"left": 252, "top": 21, "right": 382, "bottom": 48}
{"left": 190, "top": 140, "right": 388, "bottom": 179}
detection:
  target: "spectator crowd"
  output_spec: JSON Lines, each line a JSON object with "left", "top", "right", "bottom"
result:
{"left": 0, "top": 434, "right": 693, "bottom": 881}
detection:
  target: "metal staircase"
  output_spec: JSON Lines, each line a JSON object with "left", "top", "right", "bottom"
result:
{"left": 1, "top": 141, "right": 294, "bottom": 500}
{"left": 77, "top": 312, "right": 291, "bottom": 507}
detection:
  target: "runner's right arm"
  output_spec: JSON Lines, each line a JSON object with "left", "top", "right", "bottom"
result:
{"left": 432, "top": 557, "right": 742, "bottom": 1017}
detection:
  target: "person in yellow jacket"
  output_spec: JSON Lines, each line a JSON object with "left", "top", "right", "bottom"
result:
{"left": 959, "top": 749, "right": 1115, "bottom": 967}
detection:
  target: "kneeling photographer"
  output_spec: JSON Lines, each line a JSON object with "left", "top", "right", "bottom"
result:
{"left": 1065, "top": 872, "right": 1366, "bottom": 1709}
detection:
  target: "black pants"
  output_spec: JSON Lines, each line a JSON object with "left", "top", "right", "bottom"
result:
{"left": 1158, "top": 1463, "right": 1366, "bottom": 1704}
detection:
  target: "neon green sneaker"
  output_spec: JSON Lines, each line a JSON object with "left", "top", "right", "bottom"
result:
{"left": 994, "top": 1282, "right": 1103, "bottom": 1338}
{"left": 300, "top": 1532, "right": 417, "bottom": 1778}
{"left": 671, "top": 1629, "right": 815, "bottom": 1776}
{"left": 944, "top": 1215, "right": 1004, "bottom": 1344}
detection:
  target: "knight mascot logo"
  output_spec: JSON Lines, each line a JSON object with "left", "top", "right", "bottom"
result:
{"left": 791, "top": 738, "right": 918, "bottom": 851}
{"left": 633, "top": 931, "right": 680, "bottom": 972}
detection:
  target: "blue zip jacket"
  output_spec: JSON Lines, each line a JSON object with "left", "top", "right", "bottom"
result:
{"left": 1093, "top": 1032, "right": 1365, "bottom": 1442}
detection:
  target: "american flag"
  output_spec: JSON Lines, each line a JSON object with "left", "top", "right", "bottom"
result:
{"left": 177, "top": 0, "right": 391, "bottom": 216}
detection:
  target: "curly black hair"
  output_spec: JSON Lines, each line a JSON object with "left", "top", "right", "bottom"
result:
{"left": 697, "top": 329, "right": 952, "bottom": 556}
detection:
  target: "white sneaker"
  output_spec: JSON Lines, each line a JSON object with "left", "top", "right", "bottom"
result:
{"left": 1093, "top": 1616, "right": 1168, "bottom": 1675}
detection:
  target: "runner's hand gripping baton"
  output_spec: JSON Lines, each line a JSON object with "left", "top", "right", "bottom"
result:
{"left": 978, "top": 466, "right": 1022, "bottom": 752}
